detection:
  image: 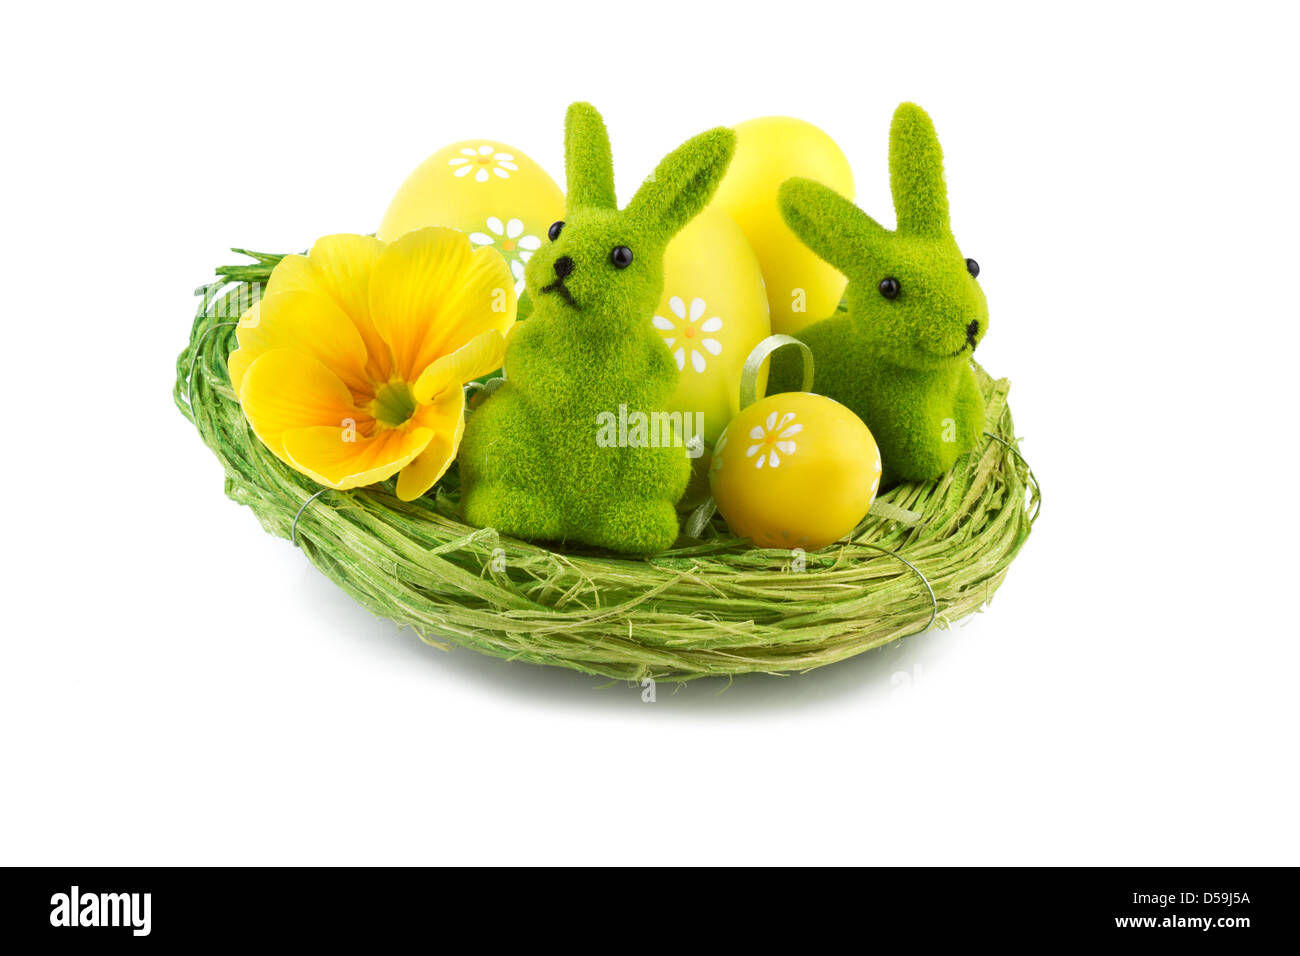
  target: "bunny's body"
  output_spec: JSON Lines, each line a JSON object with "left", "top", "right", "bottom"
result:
{"left": 460, "top": 305, "right": 686, "bottom": 552}
{"left": 792, "top": 316, "right": 985, "bottom": 482}
{"left": 459, "top": 103, "right": 735, "bottom": 554}
{"left": 770, "top": 103, "right": 988, "bottom": 485}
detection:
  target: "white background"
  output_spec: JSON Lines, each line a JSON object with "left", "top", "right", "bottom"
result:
{"left": 2, "top": 1, "right": 1297, "bottom": 865}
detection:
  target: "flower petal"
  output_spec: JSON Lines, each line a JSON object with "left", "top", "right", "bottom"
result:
{"left": 369, "top": 227, "right": 516, "bottom": 382}
{"left": 299, "top": 234, "right": 392, "bottom": 381}
{"left": 412, "top": 329, "right": 506, "bottom": 405}
{"left": 238, "top": 349, "right": 370, "bottom": 462}
{"left": 282, "top": 424, "right": 433, "bottom": 490}
{"left": 651, "top": 315, "right": 675, "bottom": 331}
{"left": 231, "top": 288, "right": 370, "bottom": 395}
{"left": 299, "top": 235, "right": 384, "bottom": 317}
{"left": 506, "top": 218, "right": 524, "bottom": 238}
{"left": 486, "top": 216, "right": 504, "bottom": 236}
{"left": 475, "top": 168, "right": 489, "bottom": 182}
{"left": 226, "top": 301, "right": 261, "bottom": 392}
{"left": 468, "top": 232, "right": 494, "bottom": 246}
{"left": 395, "top": 387, "right": 466, "bottom": 501}
{"left": 690, "top": 350, "right": 706, "bottom": 372}
{"left": 517, "top": 235, "right": 541, "bottom": 251}
{"left": 690, "top": 297, "right": 706, "bottom": 321}
{"left": 701, "top": 316, "right": 723, "bottom": 333}
{"left": 454, "top": 165, "right": 472, "bottom": 177}
{"left": 701, "top": 338, "right": 722, "bottom": 355}
{"left": 669, "top": 296, "right": 685, "bottom": 319}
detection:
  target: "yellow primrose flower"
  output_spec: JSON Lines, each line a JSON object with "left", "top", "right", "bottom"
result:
{"left": 228, "top": 227, "right": 515, "bottom": 501}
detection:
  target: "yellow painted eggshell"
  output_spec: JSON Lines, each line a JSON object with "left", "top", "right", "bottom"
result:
{"left": 709, "top": 117, "right": 854, "bottom": 336}
{"left": 377, "top": 139, "right": 565, "bottom": 302}
{"left": 709, "top": 392, "right": 881, "bottom": 551}
{"left": 654, "top": 207, "right": 771, "bottom": 446}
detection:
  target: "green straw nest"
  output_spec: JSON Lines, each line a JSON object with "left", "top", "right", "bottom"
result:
{"left": 175, "top": 252, "right": 1040, "bottom": 682}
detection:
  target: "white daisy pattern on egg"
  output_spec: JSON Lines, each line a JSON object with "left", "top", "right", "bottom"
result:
{"left": 447, "top": 145, "right": 519, "bottom": 183}
{"left": 651, "top": 295, "right": 724, "bottom": 373}
{"left": 745, "top": 410, "right": 802, "bottom": 469}
{"left": 468, "top": 217, "right": 541, "bottom": 296}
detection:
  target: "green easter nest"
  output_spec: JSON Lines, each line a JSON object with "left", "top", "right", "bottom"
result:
{"left": 175, "top": 254, "right": 1040, "bottom": 682}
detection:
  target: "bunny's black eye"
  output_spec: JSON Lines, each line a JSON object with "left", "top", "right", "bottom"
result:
{"left": 547, "top": 221, "right": 564, "bottom": 241}
{"left": 966, "top": 258, "right": 980, "bottom": 278}
{"left": 610, "top": 246, "right": 634, "bottom": 269}
{"left": 879, "top": 277, "right": 900, "bottom": 299}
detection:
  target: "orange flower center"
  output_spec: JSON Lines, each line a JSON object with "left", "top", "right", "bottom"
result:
{"left": 684, "top": 326, "right": 697, "bottom": 338}
{"left": 502, "top": 239, "right": 516, "bottom": 251}
{"left": 477, "top": 156, "right": 492, "bottom": 165}
{"left": 765, "top": 434, "right": 776, "bottom": 445}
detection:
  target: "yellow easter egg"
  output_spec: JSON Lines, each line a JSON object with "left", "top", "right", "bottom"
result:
{"left": 709, "top": 392, "right": 881, "bottom": 551}
{"left": 709, "top": 117, "right": 855, "bottom": 336}
{"left": 377, "top": 139, "right": 565, "bottom": 303}
{"left": 654, "top": 207, "right": 771, "bottom": 446}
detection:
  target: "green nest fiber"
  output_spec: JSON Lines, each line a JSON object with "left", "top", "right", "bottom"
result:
{"left": 175, "top": 253, "right": 1040, "bottom": 682}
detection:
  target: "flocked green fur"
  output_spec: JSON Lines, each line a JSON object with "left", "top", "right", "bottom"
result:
{"left": 459, "top": 102, "right": 735, "bottom": 554}
{"left": 770, "top": 103, "right": 988, "bottom": 484}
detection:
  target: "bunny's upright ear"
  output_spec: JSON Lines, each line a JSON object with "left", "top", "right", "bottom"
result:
{"left": 565, "top": 101, "right": 617, "bottom": 211}
{"left": 779, "top": 177, "right": 889, "bottom": 276}
{"left": 626, "top": 127, "right": 735, "bottom": 242}
{"left": 889, "top": 102, "right": 950, "bottom": 238}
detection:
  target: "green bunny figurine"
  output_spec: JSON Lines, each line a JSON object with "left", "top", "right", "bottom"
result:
{"left": 771, "top": 102, "right": 988, "bottom": 484}
{"left": 459, "top": 102, "right": 735, "bottom": 554}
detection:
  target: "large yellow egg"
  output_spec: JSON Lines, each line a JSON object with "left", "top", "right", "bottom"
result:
{"left": 709, "top": 392, "right": 881, "bottom": 550}
{"left": 709, "top": 117, "right": 855, "bottom": 336}
{"left": 653, "top": 207, "right": 771, "bottom": 446}
{"left": 377, "top": 139, "right": 565, "bottom": 305}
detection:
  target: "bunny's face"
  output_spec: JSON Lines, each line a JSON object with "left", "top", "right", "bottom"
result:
{"left": 526, "top": 208, "right": 665, "bottom": 335}
{"left": 780, "top": 103, "right": 987, "bottom": 372}
{"left": 525, "top": 102, "right": 734, "bottom": 338}
{"left": 844, "top": 235, "right": 988, "bottom": 371}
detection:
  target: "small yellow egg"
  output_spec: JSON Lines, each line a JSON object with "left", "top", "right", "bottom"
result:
{"left": 709, "top": 117, "right": 855, "bottom": 336}
{"left": 709, "top": 392, "right": 881, "bottom": 551}
{"left": 654, "top": 207, "right": 771, "bottom": 446}
{"left": 377, "top": 139, "right": 565, "bottom": 305}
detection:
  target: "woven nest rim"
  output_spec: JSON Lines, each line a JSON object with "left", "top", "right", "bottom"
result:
{"left": 176, "top": 268, "right": 1039, "bottom": 682}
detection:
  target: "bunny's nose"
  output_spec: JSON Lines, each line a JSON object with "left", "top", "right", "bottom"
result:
{"left": 553, "top": 256, "right": 574, "bottom": 279}
{"left": 966, "top": 319, "right": 980, "bottom": 346}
